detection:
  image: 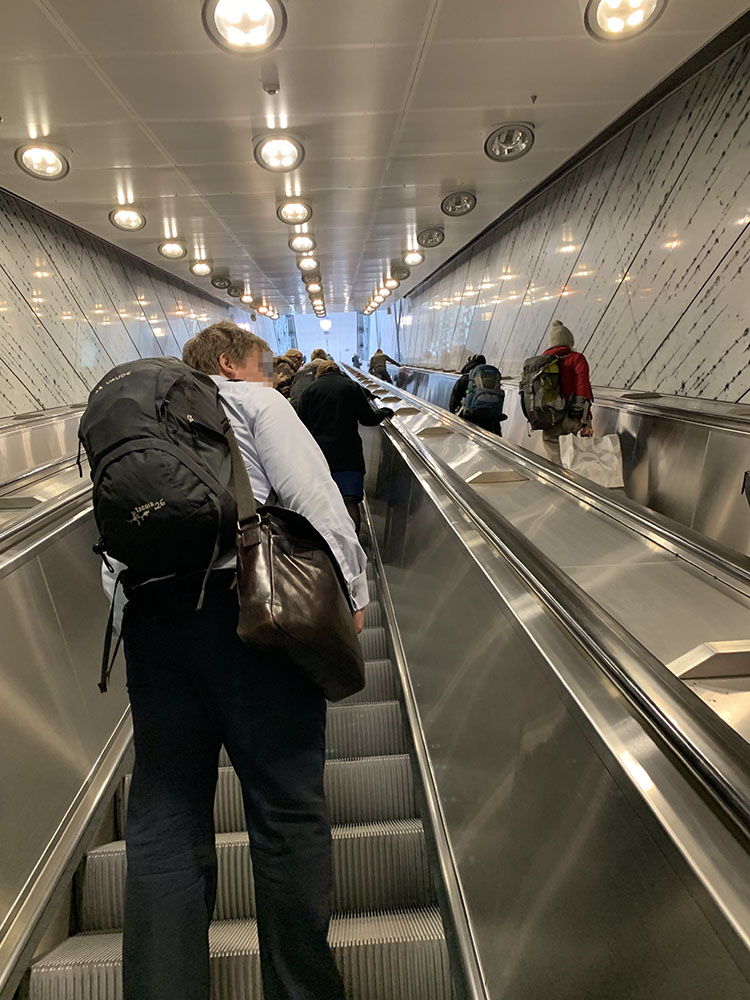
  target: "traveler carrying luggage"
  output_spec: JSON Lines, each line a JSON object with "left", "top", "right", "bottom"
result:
{"left": 461, "top": 364, "right": 505, "bottom": 421}
{"left": 520, "top": 352, "right": 569, "bottom": 430}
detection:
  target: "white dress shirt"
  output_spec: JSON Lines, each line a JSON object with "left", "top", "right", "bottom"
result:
{"left": 103, "top": 376, "right": 369, "bottom": 614}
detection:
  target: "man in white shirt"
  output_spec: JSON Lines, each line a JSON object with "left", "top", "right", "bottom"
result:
{"left": 121, "top": 321, "right": 366, "bottom": 1000}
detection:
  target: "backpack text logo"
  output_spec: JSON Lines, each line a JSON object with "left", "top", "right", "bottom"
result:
{"left": 129, "top": 498, "right": 166, "bottom": 525}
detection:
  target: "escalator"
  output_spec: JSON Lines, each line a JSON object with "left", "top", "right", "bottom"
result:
{"left": 25, "top": 539, "right": 456, "bottom": 1000}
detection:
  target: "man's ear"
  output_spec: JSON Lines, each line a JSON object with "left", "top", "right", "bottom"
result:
{"left": 218, "top": 352, "right": 234, "bottom": 377}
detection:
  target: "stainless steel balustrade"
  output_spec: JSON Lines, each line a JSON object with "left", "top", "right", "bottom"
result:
{"left": 358, "top": 401, "right": 750, "bottom": 997}
{"left": 392, "top": 364, "right": 750, "bottom": 555}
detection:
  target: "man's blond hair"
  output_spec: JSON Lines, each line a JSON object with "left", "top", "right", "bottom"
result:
{"left": 183, "top": 320, "right": 271, "bottom": 375}
{"left": 311, "top": 347, "right": 328, "bottom": 361}
{"left": 315, "top": 360, "right": 340, "bottom": 378}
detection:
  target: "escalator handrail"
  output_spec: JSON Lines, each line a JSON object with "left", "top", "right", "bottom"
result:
{"left": 0, "top": 482, "right": 92, "bottom": 570}
{"left": 371, "top": 389, "right": 750, "bottom": 843}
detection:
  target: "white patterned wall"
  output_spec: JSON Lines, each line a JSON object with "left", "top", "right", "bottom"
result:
{"left": 400, "top": 40, "right": 750, "bottom": 403}
{"left": 0, "top": 190, "right": 279, "bottom": 417}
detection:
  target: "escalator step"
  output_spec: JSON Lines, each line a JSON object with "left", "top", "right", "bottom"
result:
{"left": 210, "top": 701, "right": 403, "bottom": 769}
{"left": 31, "top": 909, "right": 451, "bottom": 1000}
{"left": 326, "top": 701, "right": 406, "bottom": 759}
{"left": 364, "top": 601, "right": 382, "bottom": 628}
{"left": 342, "top": 659, "right": 398, "bottom": 705}
{"left": 120, "top": 755, "right": 417, "bottom": 834}
{"left": 360, "top": 627, "right": 388, "bottom": 660}
{"left": 80, "top": 820, "right": 432, "bottom": 931}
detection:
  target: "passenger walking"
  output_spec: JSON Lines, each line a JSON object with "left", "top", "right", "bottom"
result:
{"left": 368, "top": 348, "right": 400, "bottom": 383}
{"left": 351, "top": 353, "right": 362, "bottom": 370}
{"left": 449, "top": 354, "right": 506, "bottom": 436}
{"left": 297, "top": 360, "right": 393, "bottom": 532}
{"left": 521, "top": 320, "right": 593, "bottom": 439}
{"left": 102, "top": 322, "right": 366, "bottom": 1000}
{"left": 273, "top": 347, "right": 303, "bottom": 398}
{"left": 289, "top": 347, "right": 329, "bottom": 410}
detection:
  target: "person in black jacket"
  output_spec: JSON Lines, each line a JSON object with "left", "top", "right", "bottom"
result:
{"left": 368, "top": 348, "right": 400, "bottom": 383}
{"left": 297, "top": 361, "right": 393, "bottom": 531}
{"left": 289, "top": 347, "right": 328, "bottom": 410}
{"left": 449, "top": 354, "right": 485, "bottom": 414}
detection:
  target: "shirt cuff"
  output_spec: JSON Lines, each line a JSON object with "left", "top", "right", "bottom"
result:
{"left": 350, "top": 569, "right": 370, "bottom": 611}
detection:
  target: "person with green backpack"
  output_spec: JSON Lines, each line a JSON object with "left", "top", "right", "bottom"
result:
{"left": 520, "top": 320, "right": 593, "bottom": 440}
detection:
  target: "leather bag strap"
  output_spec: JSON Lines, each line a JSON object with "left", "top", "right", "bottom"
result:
{"left": 225, "top": 424, "right": 258, "bottom": 525}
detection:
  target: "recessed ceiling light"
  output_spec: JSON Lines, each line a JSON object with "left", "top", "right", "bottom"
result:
{"left": 306, "top": 281, "right": 322, "bottom": 293}
{"left": 441, "top": 191, "right": 476, "bottom": 217}
{"left": 373, "top": 294, "right": 385, "bottom": 303}
{"left": 289, "top": 233, "right": 316, "bottom": 253}
{"left": 277, "top": 199, "right": 313, "bottom": 224}
{"left": 190, "top": 260, "right": 213, "bottom": 276}
{"left": 227, "top": 285, "right": 243, "bottom": 297}
{"left": 201, "top": 0, "right": 287, "bottom": 54}
{"left": 390, "top": 263, "right": 411, "bottom": 281}
{"left": 384, "top": 277, "right": 400, "bottom": 290}
{"left": 254, "top": 134, "right": 304, "bottom": 172}
{"left": 297, "top": 255, "right": 319, "bottom": 271}
{"left": 109, "top": 207, "right": 147, "bottom": 231}
{"left": 211, "top": 275, "right": 232, "bottom": 289}
{"left": 417, "top": 227, "right": 445, "bottom": 249}
{"left": 402, "top": 250, "right": 424, "bottom": 267}
{"left": 258, "top": 304, "right": 269, "bottom": 314}
{"left": 302, "top": 271, "right": 322, "bottom": 285}
{"left": 15, "top": 143, "right": 70, "bottom": 180}
{"left": 240, "top": 292, "right": 254, "bottom": 304}
{"left": 584, "top": 0, "right": 666, "bottom": 39}
{"left": 311, "top": 297, "right": 324, "bottom": 307}
{"left": 378, "top": 287, "right": 391, "bottom": 297}
{"left": 484, "top": 123, "right": 534, "bottom": 162}
{"left": 158, "top": 241, "right": 187, "bottom": 259}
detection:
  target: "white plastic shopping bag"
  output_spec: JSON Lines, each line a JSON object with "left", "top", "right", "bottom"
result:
{"left": 558, "top": 433, "right": 624, "bottom": 488}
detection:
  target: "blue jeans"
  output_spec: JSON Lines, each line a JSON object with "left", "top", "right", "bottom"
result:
{"left": 121, "top": 571, "right": 345, "bottom": 1000}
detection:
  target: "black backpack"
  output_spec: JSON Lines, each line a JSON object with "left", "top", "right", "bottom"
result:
{"left": 462, "top": 364, "right": 505, "bottom": 419}
{"left": 78, "top": 358, "right": 236, "bottom": 586}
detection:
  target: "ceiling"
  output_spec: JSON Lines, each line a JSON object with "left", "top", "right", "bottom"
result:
{"left": 0, "top": 0, "right": 746, "bottom": 315}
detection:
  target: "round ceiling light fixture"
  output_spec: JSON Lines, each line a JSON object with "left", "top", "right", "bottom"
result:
{"left": 240, "top": 292, "right": 254, "bottom": 304}
{"left": 227, "top": 284, "right": 244, "bottom": 298}
{"left": 441, "top": 191, "right": 477, "bottom": 217}
{"left": 258, "top": 304, "right": 269, "bottom": 315}
{"left": 201, "top": 0, "right": 287, "bottom": 55}
{"left": 302, "top": 271, "right": 322, "bottom": 285}
{"left": 384, "top": 277, "right": 400, "bottom": 290}
{"left": 417, "top": 227, "right": 445, "bottom": 249}
{"left": 584, "top": 0, "right": 666, "bottom": 39}
{"left": 288, "top": 233, "right": 316, "bottom": 253}
{"left": 190, "top": 260, "right": 213, "bottom": 277}
{"left": 402, "top": 250, "right": 425, "bottom": 267}
{"left": 306, "top": 281, "right": 322, "bottom": 294}
{"left": 390, "top": 263, "right": 411, "bottom": 281}
{"left": 253, "top": 134, "right": 304, "bottom": 172}
{"left": 484, "top": 122, "right": 535, "bottom": 162}
{"left": 211, "top": 275, "right": 232, "bottom": 289}
{"left": 311, "top": 297, "right": 324, "bottom": 307}
{"left": 378, "top": 286, "right": 391, "bottom": 297}
{"left": 158, "top": 241, "right": 187, "bottom": 259}
{"left": 320, "top": 318, "right": 332, "bottom": 332}
{"left": 277, "top": 199, "right": 313, "bottom": 224}
{"left": 15, "top": 143, "right": 70, "bottom": 180}
{"left": 373, "top": 294, "right": 385, "bottom": 304}
{"left": 297, "top": 255, "right": 319, "bottom": 272}
{"left": 109, "top": 207, "right": 147, "bottom": 231}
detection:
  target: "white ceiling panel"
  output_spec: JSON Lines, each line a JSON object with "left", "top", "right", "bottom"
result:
{"left": 0, "top": 0, "right": 746, "bottom": 315}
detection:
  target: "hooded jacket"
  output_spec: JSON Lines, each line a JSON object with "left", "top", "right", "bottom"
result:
{"left": 449, "top": 354, "right": 487, "bottom": 413}
{"left": 542, "top": 345, "right": 593, "bottom": 404}
{"left": 289, "top": 358, "right": 325, "bottom": 410}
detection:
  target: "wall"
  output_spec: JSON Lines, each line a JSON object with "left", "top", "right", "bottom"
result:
{"left": 399, "top": 39, "right": 750, "bottom": 402}
{"left": 0, "top": 189, "right": 279, "bottom": 417}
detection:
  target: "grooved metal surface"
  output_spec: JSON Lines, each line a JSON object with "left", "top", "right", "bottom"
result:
{"left": 327, "top": 702, "right": 406, "bottom": 759}
{"left": 80, "top": 820, "right": 432, "bottom": 930}
{"left": 364, "top": 601, "right": 383, "bottom": 628}
{"left": 31, "top": 910, "right": 450, "bottom": 1000}
{"left": 120, "top": 755, "right": 417, "bottom": 835}
{"left": 360, "top": 627, "right": 389, "bottom": 661}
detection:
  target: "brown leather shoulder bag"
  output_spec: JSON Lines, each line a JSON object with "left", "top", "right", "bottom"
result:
{"left": 226, "top": 426, "right": 365, "bottom": 702}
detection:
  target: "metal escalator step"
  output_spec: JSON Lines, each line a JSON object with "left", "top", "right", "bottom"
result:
{"left": 364, "top": 601, "right": 382, "bottom": 628}
{"left": 79, "top": 820, "right": 431, "bottom": 931}
{"left": 214, "top": 693, "right": 403, "bottom": 769}
{"left": 360, "top": 626, "right": 388, "bottom": 660}
{"left": 342, "top": 659, "right": 397, "bottom": 705}
{"left": 120, "top": 755, "right": 416, "bottom": 835}
{"left": 326, "top": 701, "right": 406, "bottom": 759}
{"left": 31, "top": 909, "right": 451, "bottom": 1000}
